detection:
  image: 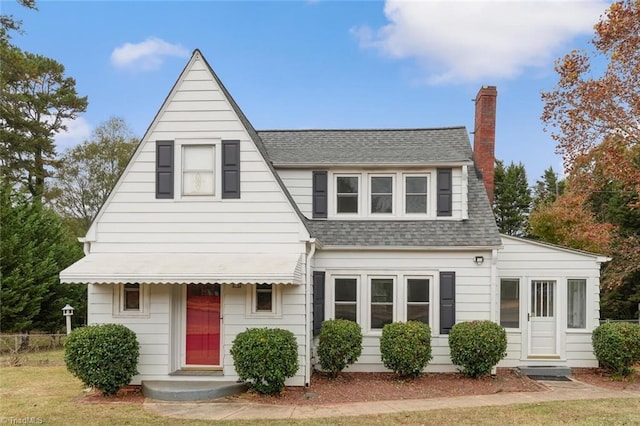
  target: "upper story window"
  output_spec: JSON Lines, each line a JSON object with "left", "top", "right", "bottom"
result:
{"left": 182, "top": 145, "right": 215, "bottom": 196}
{"left": 336, "top": 176, "right": 359, "bottom": 214}
{"left": 405, "top": 176, "right": 428, "bottom": 214}
{"left": 370, "top": 176, "right": 393, "bottom": 214}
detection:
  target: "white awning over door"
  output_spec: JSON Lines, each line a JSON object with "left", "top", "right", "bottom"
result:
{"left": 60, "top": 253, "right": 305, "bottom": 285}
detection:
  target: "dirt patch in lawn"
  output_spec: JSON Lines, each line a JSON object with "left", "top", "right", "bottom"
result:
{"left": 77, "top": 385, "right": 145, "bottom": 404}
{"left": 231, "top": 369, "right": 546, "bottom": 406}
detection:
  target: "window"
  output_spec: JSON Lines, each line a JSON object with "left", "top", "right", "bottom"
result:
{"left": 405, "top": 176, "right": 428, "bottom": 214}
{"left": 500, "top": 279, "right": 520, "bottom": 328}
{"left": 113, "top": 283, "right": 148, "bottom": 317}
{"left": 247, "top": 284, "right": 281, "bottom": 317}
{"left": 124, "top": 283, "right": 140, "bottom": 310}
{"left": 336, "top": 176, "right": 359, "bottom": 213}
{"left": 567, "top": 279, "right": 587, "bottom": 329}
{"left": 370, "top": 176, "right": 393, "bottom": 214}
{"left": 255, "top": 284, "right": 273, "bottom": 312}
{"left": 371, "top": 278, "right": 394, "bottom": 329}
{"left": 335, "top": 278, "right": 357, "bottom": 322}
{"left": 406, "top": 278, "right": 429, "bottom": 324}
{"left": 182, "top": 145, "right": 215, "bottom": 196}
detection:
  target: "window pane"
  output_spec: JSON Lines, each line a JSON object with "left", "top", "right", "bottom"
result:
{"left": 371, "top": 279, "right": 393, "bottom": 303}
{"left": 124, "top": 284, "right": 140, "bottom": 310}
{"left": 371, "top": 195, "right": 392, "bottom": 213}
{"left": 407, "top": 279, "right": 429, "bottom": 302}
{"left": 256, "top": 284, "right": 272, "bottom": 312}
{"left": 371, "top": 177, "right": 392, "bottom": 193}
{"left": 371, "top": 305, "right": 393, "bottom": 329}
{"left": 183, "top": 145, "right": 214, "bottom": 169}
{"left": 337, "top": 195, "right": 358, "bottom": 213}
{"left": 406, "top": 195, "right": 427, "bottom": 213}
{"left": 567, "top": 279, "right": 586, "bottom": 329}
{"left": 335, "top": 304, "right": 357, "bottom": 322}
{"left": 183, "top": 171, "right": 214, "bottom": 195}
{"left": 500, "top": 279, "right": 519, "bottom": 328}
{"left": 335, "top": 278, "right": 356, "bottom": 302}
{"left": 337, "top": 177, "right": 358, "bottom": 193}
{"left": 407, "top": 304, "right": 429, "bottom": 324}
{"left": 406, "top": 176, "right": 427, "bottom": 193}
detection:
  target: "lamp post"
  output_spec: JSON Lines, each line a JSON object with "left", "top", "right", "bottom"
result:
{"left": 62, "top": 304, "right": 74, "bottom": 335}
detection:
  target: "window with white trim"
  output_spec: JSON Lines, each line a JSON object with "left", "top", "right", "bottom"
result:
{"left": 246, "top": 284, "right": 281, "bottom": 317}
{"left": 567, "top": 279, "right": 587, "bottom": 329}
{"left": 406, "top": 278, "right": 429, "bottom": 324}
{"left": 370, "top": 277, "right": 394, "bottom": 329}
{"left": 113, "top": 283, "right": 149, "bottom": 317}
{"left": 404, "top": 175, "right": 428, "bottom": 214}
{"left": 182, "top": 145, "right": 215, "bottom": 196}
{"left": 500, "top": 278, "right": 520, "bottom": 328}
{"left": 370, "top": 175, "right": 393, "bottom": 214}
{"left": 336, "top": 175, "right": 359, "bottom": 214}
{"left": 334, "top": 277, "right": 357, "bottom": 322}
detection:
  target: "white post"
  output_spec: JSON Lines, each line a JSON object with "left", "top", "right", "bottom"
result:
{"left": 62, "top": 304, "right": 74, "bottom": 335}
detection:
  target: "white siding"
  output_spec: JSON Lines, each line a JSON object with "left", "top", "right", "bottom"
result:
{"left": 80, "top": 52, "right": 310, "bottom": 385}
{"left": 313, "top": 249, "right": 493, "bottom": 372}
{"left": 277, "top": 169, "right": 313, "bottom": 218}
{"left": 497, "top": 236, "right": 603, "bottom": 368}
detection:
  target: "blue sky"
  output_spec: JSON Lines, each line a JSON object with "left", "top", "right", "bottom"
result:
{"left": 4, "top": 0, "right": 610, "bottom": 184}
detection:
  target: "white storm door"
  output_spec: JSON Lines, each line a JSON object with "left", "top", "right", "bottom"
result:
{"left": 528, "top": 280, "right": 557, "bottom": 356}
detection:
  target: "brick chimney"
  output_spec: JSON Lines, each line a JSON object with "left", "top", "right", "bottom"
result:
{"left": 473, "top": 85, "right": 497, "bottom": 203}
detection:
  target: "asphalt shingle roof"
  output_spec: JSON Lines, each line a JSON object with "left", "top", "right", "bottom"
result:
{"left": 258, "top": 128, "right": 473, "bottom": 165}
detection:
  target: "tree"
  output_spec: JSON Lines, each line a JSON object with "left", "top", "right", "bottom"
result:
{"left": 532, "top": 166, "right": 565, "bottom": 212}
{"left": 0, "top": 44, "right": 88, "bottom": 200}
{"left": 51, "top": 117, "right": 139, "bottom": 233}
{"left": 528, "top": 191, "right": 614, "bottom": 255}
{"left": 493, "top": 160, "right": 531, "bottom": 236}
{"left": 0, "top": 187, "right": 84, "bottom": 332}
{"left": 541, "top": 0, "right": 640, "bottom": 204}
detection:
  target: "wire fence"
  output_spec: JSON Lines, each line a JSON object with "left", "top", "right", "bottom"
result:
{"left": 0, "top": 334, "right": 68, "bottom": 353}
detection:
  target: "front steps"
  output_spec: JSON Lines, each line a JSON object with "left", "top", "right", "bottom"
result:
{"left": 517, "top": 365, "right": 572, "bottom": 379}
{"left": 142, "top": 380, "right": 249, "bottom": 401}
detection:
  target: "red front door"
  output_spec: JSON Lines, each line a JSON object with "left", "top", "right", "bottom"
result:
{"left": 186, "top": 284, "right": 221, "bottom": 366}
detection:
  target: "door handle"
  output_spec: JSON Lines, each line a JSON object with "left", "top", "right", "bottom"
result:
{"left": 528, "top": 312, "right": 531, "bottom": 321}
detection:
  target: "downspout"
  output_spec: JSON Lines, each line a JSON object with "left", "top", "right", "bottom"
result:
{"left": 304, "top": 238, "right": 317, "bottom": 387}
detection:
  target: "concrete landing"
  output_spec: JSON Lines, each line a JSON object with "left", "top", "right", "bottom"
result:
{"left": 142, "top": 380, "right": 249, "bottom": 401}
{"left": 517, "top": 365, "right": 572, "bottom": 378}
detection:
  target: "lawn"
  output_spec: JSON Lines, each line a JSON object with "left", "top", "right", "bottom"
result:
{"left": 1, "top": 350, "right": 639, "bottom": 425}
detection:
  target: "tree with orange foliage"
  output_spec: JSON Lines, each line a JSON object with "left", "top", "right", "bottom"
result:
{"left": 542, "top": 0, "right": 640, "bottom": 201}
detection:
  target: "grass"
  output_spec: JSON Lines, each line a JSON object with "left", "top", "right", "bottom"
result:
{"left": 0, "top": 350, "right": 639, "bottom": 425}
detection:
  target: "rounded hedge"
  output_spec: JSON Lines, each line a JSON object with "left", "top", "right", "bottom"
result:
{"left": 317, "top": 319, "right": 363, "bottom": 378}
{"left": 448, "top": 320, "right": 507, "bottom": 378}
{"left": 380, "top": 321, "right": 432, "bottom": 378}
{"left": 592, "top": 322, "right": 640, "bottom": 377}
{"left": 64, "top": 324, "right": 140, "bottom": 396}
{"left": 231, "top": 327, "right": 299, "bottom": 394}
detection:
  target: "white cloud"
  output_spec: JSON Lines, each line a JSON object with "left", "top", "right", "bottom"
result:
{"left": 54, "top": 117, "right": 92, "bottom": 151}
{"left": 111, "top": 37, "right": 189, "bottom": 71}
{"left": 353, "top": 0, "right": 608, "bottom": 84}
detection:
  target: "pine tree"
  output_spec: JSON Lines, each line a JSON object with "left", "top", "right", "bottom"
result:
{"left": 493, "top": 160, "right": 532, "bottom": 236}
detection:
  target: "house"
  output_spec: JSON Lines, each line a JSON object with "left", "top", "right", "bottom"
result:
{"left": 60, "top": 50, "right": 608, "bottom": 389}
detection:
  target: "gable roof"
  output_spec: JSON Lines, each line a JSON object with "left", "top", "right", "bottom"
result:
{"left": 259, "top": 127, "right": 473, "bottom": 166}
{"left": 305, "top": 165, "right": 501, "bottom": 248}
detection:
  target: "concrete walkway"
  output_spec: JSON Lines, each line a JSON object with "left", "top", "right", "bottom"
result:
{"left": 144, "top": 379, "right": 640, "bottom": 421}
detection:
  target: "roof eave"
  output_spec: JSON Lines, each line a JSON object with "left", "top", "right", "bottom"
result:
{"left": 273, "top": 161, "right": 474, "bottom": 169}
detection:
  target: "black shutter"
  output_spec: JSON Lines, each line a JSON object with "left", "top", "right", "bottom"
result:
{"left": 440, "top": 271, "right": 456, "bottom": 334}
{"left": 222, "top": 140, "right": 240, "bottom": 199}
{"left": 437, "top": 168, "right": 452, "bottom": 216}
{"left": 312, "top": 171, "right": 328, "bottom": 218}
{"left": 313, "top": 271, "right": 325, "bottom": 336}
{"left": 156, "top": 140, "right": 174, "bottom": 199}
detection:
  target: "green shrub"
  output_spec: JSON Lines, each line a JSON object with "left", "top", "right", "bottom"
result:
{"left": 380, "top": 321, "right": 432, "bottom": 378}
{"left": 231, "top": 327, "right": 299, "bottom": 394}
{"left": 317, "top": 319, "right": 363, "bottom": 377}
{"left": 592, "top": 322, "right": 640, "bottom": 377}
{"left": 64, "top": 324, "right": 139, "bottom": 396}
{"left": 449, "top": 321, "right": 507, "bottom": 378}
